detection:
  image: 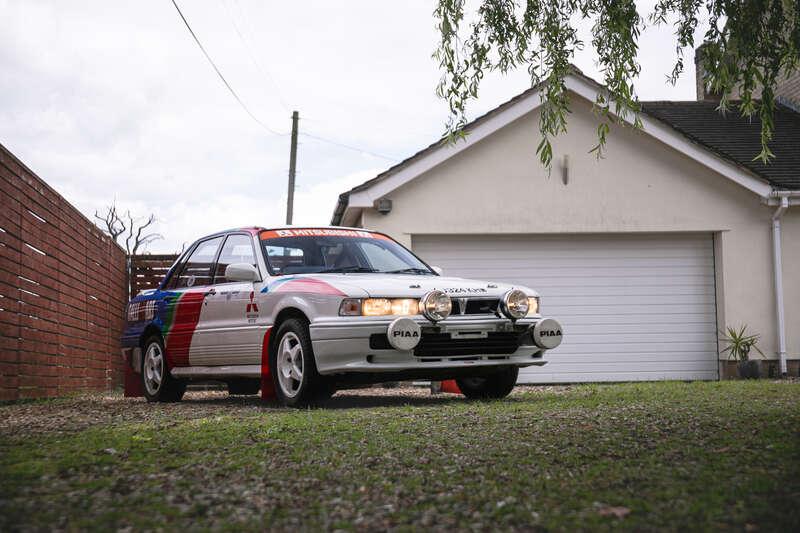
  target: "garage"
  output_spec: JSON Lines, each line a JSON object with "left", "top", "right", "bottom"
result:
{"left": 332, "top": 69, "right": 800, "bottom": 381}
{"left": 412, "top": 233, "right": 719, "bottom": 383}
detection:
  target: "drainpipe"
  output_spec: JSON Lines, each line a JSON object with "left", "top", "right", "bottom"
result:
{"left": 771, "top": 195, "right": 789, "bottom": 376}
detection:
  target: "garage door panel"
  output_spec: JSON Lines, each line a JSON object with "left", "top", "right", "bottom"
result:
{"left": 535, "top": 285, "right": 714, "bottom": 297}
{"left": 442, "top": 257, "right": 714, "bottom": 269}
{"left": 563, "top": 313, "right": 715, "bottom": 325}
{"left": 554, "top": 342, "right": 718, "bottom": 355}
{"left": 533, "top": 359, "right": 718, "bottom": 373}
{"left": 413, "top": 233, "right": 718, "bottom": 383}
{"left": 528, "top": 370, "right": 719, "bottom": 383}
{"left": 532, "top": 276, "right": 715, "bottom": 288}
{"left": 563, "top": 322, "right": 716, "bottom": 335}
{"left": 544, "top": 293, "right": 713, "bottom": 306}
{"left": 449, "top": 265, "right": 714, "bottom": 279}
{"left": 547, "top": 304, "right": 717, "bottom": 315}
{"left": 425, "top": 236, "right": 711, "bottom": 254}
{"left": 565, "top": 333, "right": 715, "bottom": 345}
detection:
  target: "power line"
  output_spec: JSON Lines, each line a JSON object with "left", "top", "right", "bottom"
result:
{"left": 171, "top": 0, "right": 399, "bottom": 163}
{"left": 170, "top": 0, "right": 286, "bottom": 136}
{"left": 300, "top": 132, "right": 399, "bottom": 162}
{"left": 220, "top": 0, "right": 291, "bottom": 113}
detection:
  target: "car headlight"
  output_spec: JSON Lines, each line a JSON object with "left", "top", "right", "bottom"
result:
{"left": 527, "top": 296, "right": 540, "bottom": 316}
{"left": 339, "top": 298, "right": 420, "bottom": 316}
{"left": 500, "top": 289, "right": 529, "bottom": 319}
{"left": 419, "top": 290, "right": 452, "bottom": 322}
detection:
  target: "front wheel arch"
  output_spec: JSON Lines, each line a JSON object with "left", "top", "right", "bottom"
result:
{"left": 139, "top": 324, "right": 164, "bottom": 352}
{"left": 272, "top": 307, "right": 309, "bottom": 333}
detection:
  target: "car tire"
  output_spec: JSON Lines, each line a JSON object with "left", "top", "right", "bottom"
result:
{"left": 270, "top": 318, "right": 326, "bottom": 407}
{"left": 141, "top": 335, "right": 186, "bottom": 403}
{"left": 456, "top": 367, "right": 519, "bottom": 400}
{"left": 227, "top": 379, "right": 261, "bottom": 395}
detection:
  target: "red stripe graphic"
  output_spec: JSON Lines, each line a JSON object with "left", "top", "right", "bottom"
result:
{"left": 272, "top": 278, "right": 346, "bottom": 296}
{"left": 260, "top": 327, "right": 275, "bottom": 401}
{"left": 164, "top": 291, "right": 206, "bottom": 367}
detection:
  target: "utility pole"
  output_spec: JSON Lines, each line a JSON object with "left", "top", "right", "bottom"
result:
{"left": 286, "top": 110, "right": 299, "bottom": 225}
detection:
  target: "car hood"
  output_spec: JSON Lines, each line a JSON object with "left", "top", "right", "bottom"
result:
{"left": 277, "top": 273, "right": 538, "bottom": 299}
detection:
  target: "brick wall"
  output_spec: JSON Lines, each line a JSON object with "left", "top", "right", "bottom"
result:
{"left": 0, "top": 143, "right": 128, "bottom": 400}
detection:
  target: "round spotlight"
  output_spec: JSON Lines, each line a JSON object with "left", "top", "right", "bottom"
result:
{"left": 500, "top": 289, "right": 529, "bottom": 320}
{"left": 419, "top": 290, "right": 452, "bottom": 322}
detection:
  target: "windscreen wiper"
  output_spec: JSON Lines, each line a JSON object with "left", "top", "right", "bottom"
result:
{"left": 319, "top": 266, "right": 379, "bottom": 273}
{"left": 385, "top": 267, "right": 434, "bottom": 275}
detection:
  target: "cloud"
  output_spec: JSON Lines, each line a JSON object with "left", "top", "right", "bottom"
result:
{"left": 85, "top": 167, "right": 381, "bottom": 253}
{"left": 0, "top": 0, "right": 707, "bottom": 254}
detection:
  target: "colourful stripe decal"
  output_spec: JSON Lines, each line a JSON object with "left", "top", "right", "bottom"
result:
{"left": 262, "top": 277, "right": 346, "bottom": 296}
{"left": 260, "top": 327, "right": 275, "bottom": 401}
{"left": 260, "top": 276, "right": 298, "bottom": 293}
{"left": 161, "top": 291, "right": 206, "bottom": 367}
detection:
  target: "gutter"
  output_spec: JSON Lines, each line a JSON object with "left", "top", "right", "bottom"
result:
{"left": 769, "top": 190, "right": 800, "bottom": 376}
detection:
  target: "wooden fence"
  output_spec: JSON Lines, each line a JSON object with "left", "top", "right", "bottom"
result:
{"left": 0, "top": 143, "right": 128, "bottom": 400}
{"left": 129, "top": 254, "right": 179, "bottom": 296}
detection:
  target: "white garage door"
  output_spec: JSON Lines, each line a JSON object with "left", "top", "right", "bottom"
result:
{"left": 412, "top": 234, "right": 719, "bottom": 383}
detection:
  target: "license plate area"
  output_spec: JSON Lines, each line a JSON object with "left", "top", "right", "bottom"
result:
{"left": 449, "top": 330, "right": 488, "bottom": 339}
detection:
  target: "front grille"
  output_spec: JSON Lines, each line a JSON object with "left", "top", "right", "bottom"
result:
{"left": 413, "top": 331, "right": 523, "bottom": 357}
{"left": 462, "top": 298, "right": 500, "bottom": 315}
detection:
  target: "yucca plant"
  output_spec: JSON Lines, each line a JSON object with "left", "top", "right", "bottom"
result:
{"left": 720, "top": 325, "right": 765, "bottom": 379}
{"left": 719, "top": 325, "right": 764, "bottom": 362}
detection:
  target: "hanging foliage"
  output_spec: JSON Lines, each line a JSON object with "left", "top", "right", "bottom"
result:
{"left": 433, "top": 0, "right": 800, "bottom": 166}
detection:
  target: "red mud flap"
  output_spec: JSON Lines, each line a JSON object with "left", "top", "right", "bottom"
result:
{"left": 123, "top": 357, "right": 144, "bottom": 397}
{"left": 440, "top": 379, "right": 462, "bottom": 395}
{"left": 260, "top": 327, "right": 276, "bottom": 401}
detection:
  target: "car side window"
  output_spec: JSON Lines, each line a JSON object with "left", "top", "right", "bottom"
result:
{"left": 162, "top": 250, "right": 191, "bottom": 290}
{"left": 214, "top": 234, "right": 257, "bottom": 283}
{"left": 172, "top": 236, "right": 223, "bottom": 288}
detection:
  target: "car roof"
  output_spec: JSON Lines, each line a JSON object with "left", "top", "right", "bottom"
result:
{"left": 197, "top": 225, "right": 380, "bottom": 240}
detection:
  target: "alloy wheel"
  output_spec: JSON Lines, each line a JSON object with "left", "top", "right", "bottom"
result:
{"left": 277, "top": 332, "right": 304, "bottom": 398}
{"left": 143, "top": 343, "right": 164, "bottom": 396}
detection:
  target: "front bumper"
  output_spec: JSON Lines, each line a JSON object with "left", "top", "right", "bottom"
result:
{"left": 309, "top": 315, "right": 558, "bottom": 375}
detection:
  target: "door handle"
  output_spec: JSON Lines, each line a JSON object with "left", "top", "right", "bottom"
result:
{"left": 205, "top": 288, "right": 216, "bottom": 296}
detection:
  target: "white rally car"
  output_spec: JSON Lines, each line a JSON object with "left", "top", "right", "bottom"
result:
{"left": 121, "top": 227, "right": 563, "bottom": 406}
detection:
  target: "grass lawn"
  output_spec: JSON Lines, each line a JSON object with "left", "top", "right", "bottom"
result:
{"left": 1, "top": 381, "right": 799, "bottom": 531}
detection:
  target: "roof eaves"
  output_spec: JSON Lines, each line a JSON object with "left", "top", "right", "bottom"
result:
{"left": 639, "top": 103, "right": 785, "bottom": 190}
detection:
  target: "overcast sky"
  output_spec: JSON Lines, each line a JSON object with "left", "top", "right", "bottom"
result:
{"left": 1, "top": 1, "right": 706, "bottom": 252}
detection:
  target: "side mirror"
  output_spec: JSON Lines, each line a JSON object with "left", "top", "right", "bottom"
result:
{"left": 225, "top": 263, "right": 260, "bottom": 282}
{"left": 432, "top": 265, "right": 444, "bottom": 276}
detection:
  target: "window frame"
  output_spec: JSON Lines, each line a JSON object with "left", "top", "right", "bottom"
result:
{"left": 160, "top": 244, "right": 196, "bottom": 290}
{"left": 164, "top": 235, "right": 225, "bottom": 290}
{"left": 258, "top": 230, "right": 438, "bottom": 277}
{"left": 211, "top": 232, "right": 262, "bottom": 285}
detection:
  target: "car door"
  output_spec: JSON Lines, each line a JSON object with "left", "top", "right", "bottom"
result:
{"left": 202, "top": 233, "right": 264, "bottom": 365}
{"left": 160, "top": 235, "right": 223, "bottom": 368}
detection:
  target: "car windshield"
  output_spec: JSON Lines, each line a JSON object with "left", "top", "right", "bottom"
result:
{"left": 260, "top": 229, "right": 434, "bottom": 276}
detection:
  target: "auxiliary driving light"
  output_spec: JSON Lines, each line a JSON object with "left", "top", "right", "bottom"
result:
{"left": 419, "top": 290, "right": 452, "bottom": 322}
{"left": 500, "top": 289, "right": 529, "bottom": 320}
